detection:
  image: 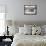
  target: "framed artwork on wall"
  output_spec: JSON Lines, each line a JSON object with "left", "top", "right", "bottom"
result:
{"left": 24, "top": 5, "right": 37, "bottom": 15}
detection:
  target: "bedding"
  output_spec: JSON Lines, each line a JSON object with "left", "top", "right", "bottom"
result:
{"left": 9, "top": 26, "right": 19, "bottom": 36}
{"left": 19, "top": 27, "right": 25, "bottom": 34}
{"left": 32, "top": 26, "right": 41, "bottom": 35}
{"left": 24, "top": 27, "right": 32, "bottom": 35}
{"left": 24, "top": 24, "right": 32, "bottom": 35}
{"left": 24, "top": 24, "right": 32, "bottom": 28}
{"left": 19, "top": 27, "right": 32, "bottom": 35}
{"left": 11, "top": 33, "right": 46, "bottom": 46}
{"left": 42, "top": 25, "right": 46, "bottom": 34}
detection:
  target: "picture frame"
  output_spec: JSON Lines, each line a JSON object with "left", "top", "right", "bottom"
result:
{"left": 24, "top": 5, "right": 37, "bottom": 15}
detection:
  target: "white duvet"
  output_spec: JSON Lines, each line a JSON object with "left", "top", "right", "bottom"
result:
{"left": 11, "top": 33, "right": 46, "bottom": 46}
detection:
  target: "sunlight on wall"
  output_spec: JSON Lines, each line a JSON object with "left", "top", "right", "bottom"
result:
{"left": 0, "top": 13, "right": 5, "bottom": 35}
{"left": 0, "top": 5, "right": 5, "bottom": 36}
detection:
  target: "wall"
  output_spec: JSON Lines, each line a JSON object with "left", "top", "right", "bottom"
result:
{"left": 0, "top": 0, "right": 46, "bottom": 22}
{"left": 14, "top": 0, "right": 46, "bottom": 22}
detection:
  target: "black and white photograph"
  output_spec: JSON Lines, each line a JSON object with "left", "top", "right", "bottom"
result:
{"left": 24, "top": 5, "right": 37, "bottom": 15}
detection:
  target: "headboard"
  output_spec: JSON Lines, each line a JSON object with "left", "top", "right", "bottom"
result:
{"left": 6, "top": 20, "right": 46, "bottom": 27}
{"left": 15, "top": 21, "right": 46, "bottom": 27}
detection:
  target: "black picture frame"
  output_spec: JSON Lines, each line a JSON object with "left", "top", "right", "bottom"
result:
{"left": 24, "top": 5, "right": 37, "bottom": 15}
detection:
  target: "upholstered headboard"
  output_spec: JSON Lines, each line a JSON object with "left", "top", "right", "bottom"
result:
{"left": 6, "top": 20, "right": 46, "bottom": 27}
{"left": 15, "top": 21, "right": 46, "bottom": 26}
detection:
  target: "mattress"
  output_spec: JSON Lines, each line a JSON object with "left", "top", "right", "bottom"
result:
{"left": 11, "top": 33, "right": 46, "bottom": 46}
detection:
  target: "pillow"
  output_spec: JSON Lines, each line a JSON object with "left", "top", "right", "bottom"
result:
{"left": 42, "top": 25, "right": 46, "bottom": 35}
{"left": 19, "top": 27, "right": 32, "bottom": 35}
{"left": 8, "top": 26, "right": 19, "bottom": 36}
{"left": 42, "top": 25, "right": 46, "bottom": 33}
{"left": 24, "top": 27, "right": 32, "bottom": 35}
{"left": 19, "top": 27, "right": 25, "bottom": 34}
{"left": 24, "top": 24, "right": 32, "bottom": 29}
{"left": 40, "top": 25, "right": 45, "bottom": 35}
{"left": 32, "top": 26, "right": 41, "bottom": 35}
{"left": 24, "top": 24, "right": 32, "bottom": 35}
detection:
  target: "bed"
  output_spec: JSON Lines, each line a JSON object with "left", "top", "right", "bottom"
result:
{"left": 11, "top": 21, "right": 46, "bottom": 46}
{"left": 11, "top": 33, "right": 46, "bottom": 46}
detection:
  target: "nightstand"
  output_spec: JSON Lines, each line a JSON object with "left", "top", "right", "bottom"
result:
{"left": 0, "top": 36, "right": 13, "bottom": 46}
{"left": 3, "top": 41, "right": 12, "bottom": 46}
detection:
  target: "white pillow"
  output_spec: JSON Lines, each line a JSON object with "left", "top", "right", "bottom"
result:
{"left": 19, "top": 27, "right": 25, "bottom": 34}
{"left": 19, "top": 27, "right": 32, "bottom": 35}
{"left": 24, "top": 24, "right": 32, "bottom": 35}
{"left": 41, "top": 25, "right": 45, "bottom": 35}
{"left": 42, "top": 25, "right": 46, "bottom": 33}
{"left": 24, "top": 24, "right": 32, "bottom": 29}
{"left": 8, "top": 26, "right": 19, "bottom": 36}
{"left": 24, "top": 27, "right": 32, "bottom": 35}
{"left": 32, "top": 26, "right": 41, "bottom": 35}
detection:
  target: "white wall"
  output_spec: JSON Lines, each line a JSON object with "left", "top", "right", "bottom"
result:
{"left": 14, "top": 0, "right": 46, "bottom": 22}
{"left": 0, "top": 0, "right": 46, "bottom": 22}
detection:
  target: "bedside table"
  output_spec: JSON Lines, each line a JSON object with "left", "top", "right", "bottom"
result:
{"left": 3, "top": 41, "right": 12, "bottom": 46}
{"left": 0, "top": 36, "right": 13, "bottom": 42}
{"left": 3, "top": 36, "right": 13, "bottom": 42}
{"left": 0, "top": 36, "right": 13, "bottom": 46}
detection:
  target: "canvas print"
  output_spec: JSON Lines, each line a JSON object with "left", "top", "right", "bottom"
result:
{"left": 24, "top": 5, "right": 37, "bottom": 15}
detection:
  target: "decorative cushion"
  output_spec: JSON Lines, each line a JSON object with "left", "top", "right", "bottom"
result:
{"left": 42, "top": 25, "right": 46, "bottom": 33}
{"left": 24, "top": 27, "right": 32, "bottom": 35}
{"left": 42, "top": 25, "right": 46, "bottom": 35}
{"left": 24, "top": 24, "right": 32, "bottom": 29}
{"left": 24, "top": 24, "right": 32, "bottom": 34}
{"left": 19, "top": 27, "right": 32, "bottom": 35}
{"left": 32, "top": 26, "right": 41, "bottom": 35}
{"left": 8, "top": 26, "right": 19, "bottom": 36}
{"left": 19, "top": 27, "right": 25, "bottom": 34}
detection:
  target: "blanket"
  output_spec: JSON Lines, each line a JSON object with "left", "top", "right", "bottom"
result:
{"left": 11, "top": 33, "right": 46, "bottom": 46}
